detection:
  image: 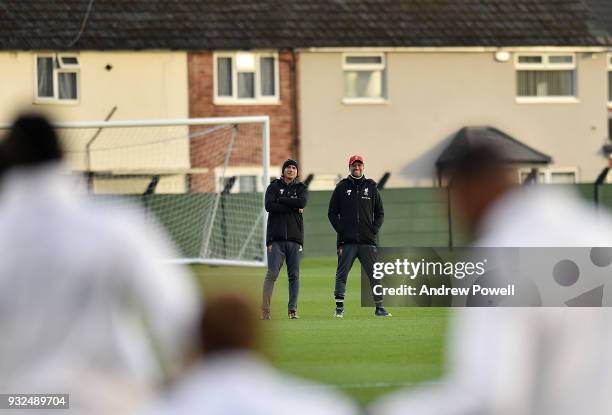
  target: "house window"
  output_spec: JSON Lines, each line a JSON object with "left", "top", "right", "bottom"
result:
{"left": 214, "top": 166, "right": 278, "bottom": 193}
{"left": 214, "top": 52, "right": 279, "bottom": 104}
{"left": 519, "top": 168, "right": 577, "bottom": 184}
{"left": 343, "top": 53, "right": 387, "bottom": 103}
{"left": 238, "top": 175, "right": 258, "bottom": 192}
{"left": 515, "top": 54, "right": 576, "bottom": 101}
{"left": 35, "top": 54, "right": 80, "bottom": 103}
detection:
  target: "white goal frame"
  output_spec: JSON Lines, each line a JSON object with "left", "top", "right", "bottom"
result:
{"left": 0, "top": 116, "right": 270, "bottom": 267}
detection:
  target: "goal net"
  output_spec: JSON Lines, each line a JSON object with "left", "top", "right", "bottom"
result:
{"left": 27, "top": 117, "right": 269, "bottom": 266}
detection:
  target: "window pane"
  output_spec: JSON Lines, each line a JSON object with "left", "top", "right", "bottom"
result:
{"left": 60, "top": 56, "right": 79, "bottom": 65}
{"left": 260, "top": 57, "right": 275, "bottom": 96}
{"left": 550, "top": 172, "right": 575, "bottom": 184}
{"left": 517, "top": 70, "right": 574, "bottom": 96}
{"left": 236, "top": 53, "right": 255, "bottom": 71}
{"left": 537, "top": 172, "right": 546, "bottom": 183}
{"left": 217, "top": 57, "right": 232, "bottom": 97}
{"left": 344, "top": 70, "right": 382, "bottom": 98}
{"left": 238, "top": 72, "right": 255, "bottom": 98}
{"left": 37, "top": 57, "right": 54, "bottom": 97}
{"left": 58, "top": 72, "right": 77, "bottom": 100}
{"left": 345, "top": 56, "right": 383, "bottom": 65}
{"left": 518, "top": 56, "right": 542, "bottom": 64}
{"left": 549, "top": 55, "right": 572, "bottom": 64}
{"left": 239, "top": 175, "right": 257, "bottom": 193}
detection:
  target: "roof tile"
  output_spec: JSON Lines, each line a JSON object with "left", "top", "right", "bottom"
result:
{"left": 0, "top": 0, "right": 608, "bottom": 50}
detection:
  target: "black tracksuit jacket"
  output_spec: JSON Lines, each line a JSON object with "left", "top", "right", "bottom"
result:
{"left": 328, "top": 176, "right": 384, "bottom": 247}
{"left": 265, "top": 178, "right": 308, "bottom": 246}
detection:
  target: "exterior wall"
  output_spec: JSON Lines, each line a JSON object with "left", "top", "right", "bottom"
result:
{"left": 299, "top": 51, "right": 609, "bottom": 187}
{"left": 0, "top": 51, "right": 188, "bottom": 122}
{"left": 188, "top": 51, "right": 297, "bottom": 191}
{"left": 0, "top": 51, "right": 190, "bottom": 193}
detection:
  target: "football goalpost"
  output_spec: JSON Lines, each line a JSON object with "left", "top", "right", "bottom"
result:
{"left": 5, "top": 116, "right": 270, "bottom": 267}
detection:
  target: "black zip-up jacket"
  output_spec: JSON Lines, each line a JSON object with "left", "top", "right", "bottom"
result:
{"left": 265, "top": 178, "right": 308, "bottom": 246}
{"left": 328, "top": 176, "right": 384, "bottom": 247}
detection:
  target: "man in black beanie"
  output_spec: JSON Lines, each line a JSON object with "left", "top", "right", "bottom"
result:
{"left": 262, "top": 159, "right": 308, "bottom": 320}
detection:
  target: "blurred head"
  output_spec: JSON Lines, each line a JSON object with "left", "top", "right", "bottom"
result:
{"left": 348, "top": 155, "right": 365, "bottom": 178}
{"left": 0, "top": 114, "right": 63, "bottom": 173}
{"left": 446, "top": 144, "right": 515, "bottom": 233}
{"left": 282, "top": 159, "right": 298, "bottom": 181}
{"left": 199, "top": 294, "right": 260, "bottom": 357}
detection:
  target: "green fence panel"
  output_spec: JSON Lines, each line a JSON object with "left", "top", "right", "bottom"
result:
{"left": 94, "top": 184, "right": 612, "bottom": 259}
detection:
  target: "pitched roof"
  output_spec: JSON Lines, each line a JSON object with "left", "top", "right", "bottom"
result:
{"left": 584, "top": 0, "right": 612, "bottom": 43}
{"left": 0, "top": 0, "right": 608, "bottom": 51}
{"left": 436, "top": 126, "right": 552, "bottom": 167}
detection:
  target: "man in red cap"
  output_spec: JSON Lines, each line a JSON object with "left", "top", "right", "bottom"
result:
{"left": 328, "top": 155, "right": 390, "bottom": 317}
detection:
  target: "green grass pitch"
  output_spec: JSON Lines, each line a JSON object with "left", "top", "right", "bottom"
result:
{"left": 192, "top": 256, "right": 449, "bottom": 406}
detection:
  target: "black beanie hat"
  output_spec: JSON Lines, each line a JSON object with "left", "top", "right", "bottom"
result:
{"left": 282, "top": 159, "right": 298, "bottom": 175}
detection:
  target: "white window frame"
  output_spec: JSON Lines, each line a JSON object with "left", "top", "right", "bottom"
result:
{"left": 342, "top": 52, "right": 388, "bottom": 105}
{"left": 33, "top": 53, "right": 80, "bottom": 104}
{"left": 213, "top": 51, "right": 280, "bottom": 105}
{"left": 214, "top": 166, "right": 280, "bottom": 193}
{"left": 515, "top": 53, "right": 578, "bottom": 104}
{"left": 519, "top": 167, "right": 579, "bottom": 184}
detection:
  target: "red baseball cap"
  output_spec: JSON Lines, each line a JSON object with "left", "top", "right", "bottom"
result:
{"left": 348, "top": 155, "right": 364, "bottom": 166}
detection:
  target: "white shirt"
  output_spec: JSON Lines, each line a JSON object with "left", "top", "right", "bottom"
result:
{"left": 476, "top": 185, "right": 612, "bottom": 247}
{"left": 141, "top": 352, "right": 359, "bottom": 415}
{"left": 0, "top": 164, "right": 201, "bottom": 414}
{"left": 372, "top": 185, "right": 612, "bottom": 415}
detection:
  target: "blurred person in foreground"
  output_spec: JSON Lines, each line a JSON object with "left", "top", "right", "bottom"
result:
{"left": 371, "top": 144, "right": 612, "bottom": 415}
{"left": 0, "top": 114, "right": 201, "bottom": 414}
{"left": 142, "top": 294, "right": 359, "bottom": 415}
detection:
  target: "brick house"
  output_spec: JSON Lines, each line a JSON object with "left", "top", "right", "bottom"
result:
{"left": 187, "top": 51, "right": 299, "bottom": 191}
{"left": 180, "top": 0, "right": 612, "bottom": 188}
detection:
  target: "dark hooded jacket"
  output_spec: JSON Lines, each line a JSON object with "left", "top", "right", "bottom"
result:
{"left": 328, "top": 176, "right": 384, "bottom": 247}
{"left": 265, "top": 178, "right": 308, "bottom": 246}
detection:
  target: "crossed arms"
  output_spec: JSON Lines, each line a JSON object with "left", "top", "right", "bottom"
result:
{"left": 265, "top": 185, "right": 309, "bottom": 214}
